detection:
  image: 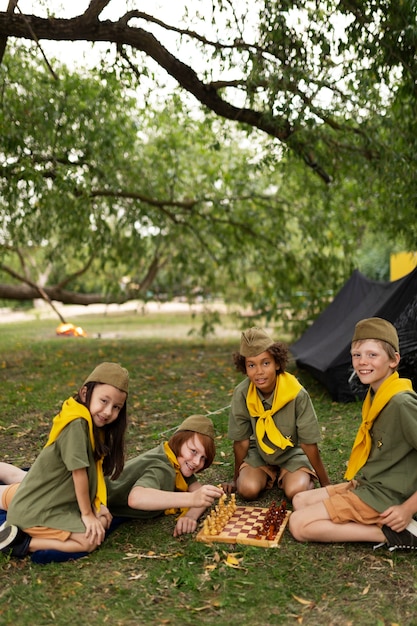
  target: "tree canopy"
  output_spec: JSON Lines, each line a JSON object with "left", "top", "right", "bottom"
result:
{"left": 1, "top": 1, "right": 415, "bottom": 180}
{"left": 0, "top": 1, "right": 416, "bottom": 329}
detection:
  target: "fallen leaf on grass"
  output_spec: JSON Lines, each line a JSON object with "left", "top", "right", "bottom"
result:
{"left": 223, "top": 553, "right": 247, "bottom": 570}
{"left": 193, "top": 603, "right": 220, "bottom": 612}
{"left": 292, "top": 594, "right": 315, "bottom": 608}
{"left": 361, "top": 585, "right": 370, "bottom": 595}
{"left": 225, "top": 554, "right": 241, "bottom": 566}
{"left": 127, "top": 573, "right": 145, "bottom": 580}
{"left": 123, "top": 551, "right": 183, "bottom": 560}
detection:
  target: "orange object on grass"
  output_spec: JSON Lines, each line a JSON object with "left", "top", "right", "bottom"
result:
{"left": 56, "top": 323, "right": 87, "bottom": 337}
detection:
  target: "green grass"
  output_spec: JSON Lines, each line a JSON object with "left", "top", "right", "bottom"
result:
{"left": 0, "top": 312, "right": 416, "bottom": 626}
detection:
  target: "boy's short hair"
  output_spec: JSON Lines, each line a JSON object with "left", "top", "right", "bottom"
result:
{"left": 352, "top": 317, "right": 399, "bottom": 352}
{"left": 352, "top": 338, "right": 398, "bottom": 361}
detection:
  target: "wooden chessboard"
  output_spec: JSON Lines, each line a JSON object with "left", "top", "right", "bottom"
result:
{"left": 196, "top": 505, "right": 291, "bottom": 548}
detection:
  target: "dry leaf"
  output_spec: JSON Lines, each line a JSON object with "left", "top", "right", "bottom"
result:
{"left": 292, "top": 594, "right": 314, "bottom": 607}
{"left": 194, "top": 605, "right": 217, "bottom": 612}
{"left": 362, "top": 585, "right": 370, "bottom": 595}
{"left": 225, "top": 554, "right": 241, "bottom": 566}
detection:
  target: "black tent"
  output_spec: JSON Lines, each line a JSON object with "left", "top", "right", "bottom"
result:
{"left": 290, "top": 268, "right": 417, "bottom": 402}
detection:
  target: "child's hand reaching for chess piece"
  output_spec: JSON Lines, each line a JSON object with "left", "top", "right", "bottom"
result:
{"left": 188, "top": 484, "right": 224, "bottom": 509}
{"left": 105, "top": 415, "right": 223, "bottom": 536}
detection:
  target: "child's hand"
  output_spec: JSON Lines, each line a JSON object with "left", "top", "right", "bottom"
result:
{"left": 173, "top": 515, "right": 198, "bottom": 537}
{"left": 379, "top": 504, "right": 414, "bottom": 532}
{"left": 221, "top": 480, "right": 236, "bottom": 494}
{"left": 97, "top": 504, "right": 113, "bottom": 530}
{"left": 191, "top": 484, "right": 223, "bottom": 508}
{"left": 82, "top": 511, "right": 106, "bottom": 545}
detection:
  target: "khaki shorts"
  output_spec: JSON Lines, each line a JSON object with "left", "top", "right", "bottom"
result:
{"left": 239, "top": 462, "right": 316, "bottom": 489}
{"left": 324, "top": 481, "right": 380, "bottom": 525}
{"left": 1, "top": 483, "right": 20, "bottom": 509}
{"left": 1, "top": 482, "right": 70, "bottom": 541}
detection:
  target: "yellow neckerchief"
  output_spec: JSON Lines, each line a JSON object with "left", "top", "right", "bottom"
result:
{"left": 45, "top": 396, "right": 106, "bottom": 513}
{"left": 246, "top": 372, "right": 302, "bottom": 454}
{"left": 163, "top": 441, "right": 189, "bottom": 517}
{"left": 344, "top": 372, "right": 413, "bottom": 480}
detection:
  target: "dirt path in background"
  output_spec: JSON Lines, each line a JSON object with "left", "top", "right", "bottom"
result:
{"left": 0, "top": 299, "right": 228, "bottom": 324}
{"left": 0, "top": 299, "right": 245, "bottom": 340}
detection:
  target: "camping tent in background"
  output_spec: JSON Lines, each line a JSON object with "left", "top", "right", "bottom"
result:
{"left": 290, "top": 268, "right": 417, "bottom": 402}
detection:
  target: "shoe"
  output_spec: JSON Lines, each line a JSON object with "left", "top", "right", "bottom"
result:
{"left": 380, "top": 524, "right": 417, "bottom": 552}
{"left": 0, "top": 521, "right": 30, "bottom": 558}
{"left": 406, "top": 518, "right": 417, "bottom": 536}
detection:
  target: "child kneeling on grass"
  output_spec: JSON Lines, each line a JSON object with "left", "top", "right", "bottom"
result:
{"left": 0, "top": 362, "right": 129, "bottom": 558}
{"left": 289, "top": 317, "right": 417, "bottom": 551}
{"left": 222, "top": 327, "right": 330, "bottom": 501}
{"left": 106, "top": 414, "right": 223, "bottom": 536}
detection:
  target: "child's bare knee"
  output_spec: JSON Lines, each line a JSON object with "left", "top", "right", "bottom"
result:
{"left": 288, "top": 512, "right": 304, "bottom": 542}
{"left": 237, "top": 482, "right": 260, "bottom": 501}
{"left": 291, "top": 492, "right": 303, "bottom": 510}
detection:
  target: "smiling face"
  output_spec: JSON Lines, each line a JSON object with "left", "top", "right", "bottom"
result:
{"left": 245, "top": 350, "right": 278, "bottom": 396}
{"left": 80, "top": 383, "right": 127, "bottom": 428}
{"left": 176, "top": 433, "right": 207, "bottom": 477}
{"left": 351, "top": 339, "right": 400, "bottom": 393}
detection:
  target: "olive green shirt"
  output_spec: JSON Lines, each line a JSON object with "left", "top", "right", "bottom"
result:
{"left": 106, "top": 443, "right": 196, "bottom": 519}
{"left": 8, "top": 418, "right": 97, "bottom": 533}
{"left": 355, "top": 391, "right": 417, "bottom": 512}
{"left": 228, "top": 375, "right": 322, "bottom": 472}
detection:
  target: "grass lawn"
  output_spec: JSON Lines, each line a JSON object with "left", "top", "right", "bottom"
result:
{"left": 0, "top": 310, "right": 416, "bottom": 626}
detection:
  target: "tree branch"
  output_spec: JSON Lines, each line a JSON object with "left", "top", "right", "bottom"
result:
{"left": 0, "top": 261, "right": 65, "bottom": 321}
{"left": 53, "top": 254, "right": 96, "bottom": 290}
{"left": 82, "top": 0, "right": 111, "bottom": 23}
{"left": 0, "top": 14, "right": 297, "bottom": 154}
{"left": 0, "top": 0, "right": 17, "bottom": 65}
{"left": 0, "top": 281, "right": 128, "bottom": 305}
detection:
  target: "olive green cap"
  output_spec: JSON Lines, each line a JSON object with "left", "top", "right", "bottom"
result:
{"left": 352, "top": 317, "right": 399, "bottom": 352}
{"left": 82, "top": 362, "right": 129, "bottom": 393}
{"left": 176, "top": 415, "right": 215, "bottom": 439}
{"left": 240, "top": 327, "right": 274, "bottom": 357}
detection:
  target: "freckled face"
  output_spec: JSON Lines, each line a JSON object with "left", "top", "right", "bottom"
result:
{"left": 245, "top": 351, "right": 278, "bottom": 396}
{"left": 177, "top": 434, "right": 207, "bottom": 477}
{"left": 81, "top": 383, "right": 126, "bottom": 428}
{"left": 351, "top": 340, "right": 400, "bottom": 393}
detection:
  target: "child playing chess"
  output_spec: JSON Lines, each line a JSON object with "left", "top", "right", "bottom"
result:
{"left": 106, "top": 415, "right": 224, "bottom": 536}
{"left": 289, "top": 318, "right": 417, "bottom": 551}
{"left": 222, "top": 327, "right": 330, "bottom": 501}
